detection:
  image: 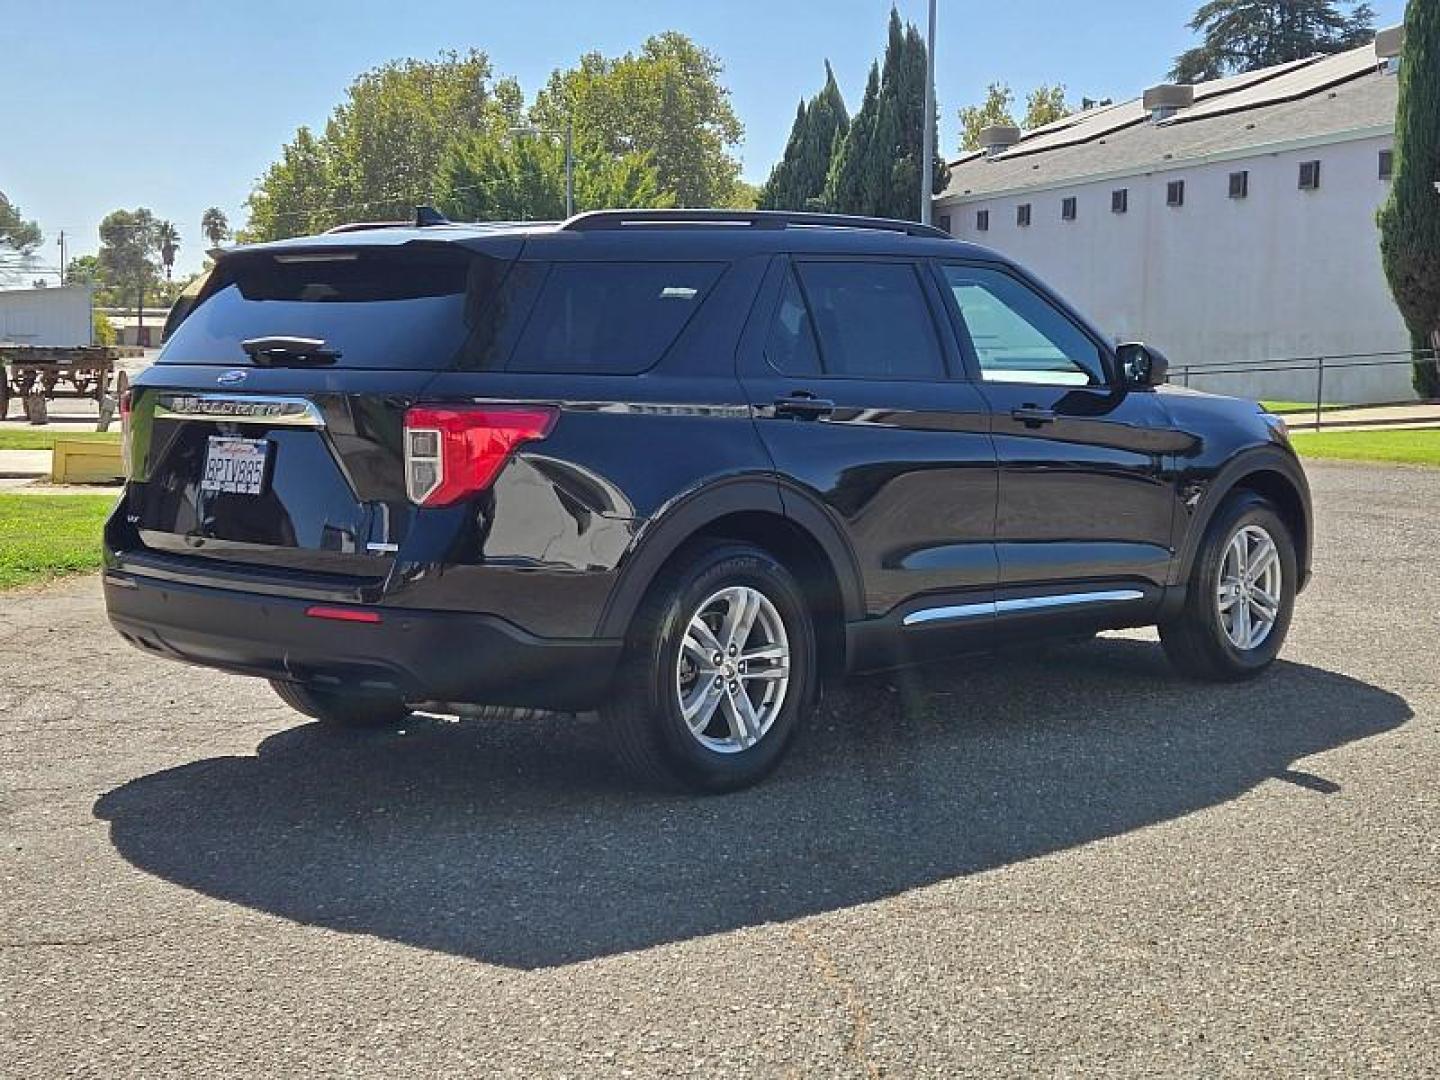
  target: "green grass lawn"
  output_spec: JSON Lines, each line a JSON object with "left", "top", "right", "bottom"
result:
{"left": 0, "top": 493, "right": 117, "bottom": 589}
{"left": 1290, "top": 428, "right": 1440, "bottom": 467}
{"left": 0, "top": 428, "right": 120, "bottom": 451}
{"left": 1260, "top": 400, "right": 1339, "bottom": 415}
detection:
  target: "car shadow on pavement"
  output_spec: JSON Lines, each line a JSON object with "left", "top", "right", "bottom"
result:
{"left": 94, "top": 637, "right": 1410, "bottom": 970}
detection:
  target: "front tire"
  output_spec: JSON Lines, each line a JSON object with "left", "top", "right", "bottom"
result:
{"left": 1160, "top": 492, "right": 1297, "bottom": 681}
{"left": 603, "top": 540, "right": 818, "bottom": 793}
{"left": 269, "top": 680, "right": 411, "bottom": 728}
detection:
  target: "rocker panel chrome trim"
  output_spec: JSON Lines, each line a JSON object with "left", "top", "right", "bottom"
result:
{"left": 902, "top": 589, "right": 1146, "bottom": 627}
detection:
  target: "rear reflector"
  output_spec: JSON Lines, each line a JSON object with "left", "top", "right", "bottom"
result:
{"left": 305, "top": 606, "right": 382, "bottom": 624}
{"left": 403, "top": 405, "right": 556, "bottom": 507}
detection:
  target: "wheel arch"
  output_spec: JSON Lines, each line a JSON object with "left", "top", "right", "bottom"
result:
{"left": 1175, "top": 447, "right": 1313, "bottom": 592}
{"left": 597, "top": 478, "right": 863, "bottom": 678}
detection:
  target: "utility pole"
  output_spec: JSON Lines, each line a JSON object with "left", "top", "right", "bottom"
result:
{"left": 921, "top": 0, "right": 937, "bottom": 226}
{"left": 57, "top": 231, "right": 66, "bottom": 285}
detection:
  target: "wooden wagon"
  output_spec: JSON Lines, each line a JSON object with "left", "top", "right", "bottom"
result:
{"left": 0, "top": 345, "right": 128, "bottom": 422}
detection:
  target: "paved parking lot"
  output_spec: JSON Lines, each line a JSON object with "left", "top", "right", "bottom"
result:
{"left": 2, "top": 461, "right": 1437, "bottom": 1077}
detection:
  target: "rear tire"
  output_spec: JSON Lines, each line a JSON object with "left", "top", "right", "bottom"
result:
{"left": 269, "top": 680, "right": 411, "bottom": 728}
{"left": 1160, "top": 492, "right": 1296, "bottom": 681}
{"left": 603, "top": 540, "right": 817, "bottom": 793}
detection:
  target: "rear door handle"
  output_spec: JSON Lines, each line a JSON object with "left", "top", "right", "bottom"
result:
{"left": 1010, "top": 405, "right": 1057, "bottom": 427}
{"left": 774, "top": 393, "right": 836, "bottom": 421}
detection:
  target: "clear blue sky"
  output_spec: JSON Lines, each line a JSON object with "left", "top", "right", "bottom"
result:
{"left": 2, "top": 0, "right": 1405, "bottom": 277}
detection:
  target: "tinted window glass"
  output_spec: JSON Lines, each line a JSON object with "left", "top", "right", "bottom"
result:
{"left": 763, "top": 268, "right": 821, "bottom": 376}
{"left": 942, "top": 265, "right": 1104, "bottom": 387}
{"left": 160, "top": 247, "right": 504, "bottom": 370}
{"left": 509, "top": 262, "right": 722, "bottom": 374}
{"left": 794, "top": 262, "right": 945, "bottom": 380}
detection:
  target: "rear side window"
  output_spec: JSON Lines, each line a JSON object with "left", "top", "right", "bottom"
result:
{"left": 508, "top": 262, "right": 722, "bottom": 375}
{"left": 792, "top": 261, "right": 946, "bottom": 380}
{"left": 160, "top": 246, "right": 507, "bottom": 370}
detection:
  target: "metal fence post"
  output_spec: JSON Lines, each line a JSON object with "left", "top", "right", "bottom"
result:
{"left": 1314, "top": 357, "right": 1326, "bottom": 430}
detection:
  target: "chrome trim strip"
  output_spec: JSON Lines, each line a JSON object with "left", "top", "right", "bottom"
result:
{"left": 902, "top": 589, "right": 1146, "bottom": 627}
{"left": 902, "top": 601, "right": 997, "bottom": 626}
{"left": 154, "top": 394, "right": 326, "bottom": 428}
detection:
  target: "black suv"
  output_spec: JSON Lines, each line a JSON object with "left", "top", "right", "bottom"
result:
{"left": 104, "top": 208, "right": 1311, "bottom": 792}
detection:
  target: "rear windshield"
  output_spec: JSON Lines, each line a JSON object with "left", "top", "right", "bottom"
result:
{"left": 159, "top": 245, "right": 508, "bottom": 370}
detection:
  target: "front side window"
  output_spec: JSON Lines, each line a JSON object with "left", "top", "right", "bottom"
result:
{"left": 509, "top": 261, "right": 722, "bottom": 374}
{"left": 790, "top": 261, "right": 946, "bottom": 380}
{"left": 942, "top": 264, "right": 1105, "bottom": 387}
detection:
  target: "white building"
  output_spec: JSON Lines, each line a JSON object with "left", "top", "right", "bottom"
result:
{"left": 935, "top": 33, "right": 1410, "bottom": 403}
{"left": 0, "top": 284, "right": 95, "bottom": 348}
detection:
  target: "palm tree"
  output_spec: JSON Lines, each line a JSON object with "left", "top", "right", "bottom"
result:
{"left": 157, "top": 220, "right": 180, "bottom": 281}
{"left": 200, "top": 207, "right": 231, "bottom": 248}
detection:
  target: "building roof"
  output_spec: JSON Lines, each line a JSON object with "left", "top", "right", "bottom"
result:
{"left": 938, "top": 40, "right": 1397, "bottom": 204}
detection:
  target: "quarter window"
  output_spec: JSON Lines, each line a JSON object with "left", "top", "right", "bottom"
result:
{"left": 763, "top": 267, "right": 822, "bottom": 377}
{"left": 942, "top": 265, "right": 1104, "bottom": 387}
{"left": 790, "top": 261, "right": 947, "bottom": 380}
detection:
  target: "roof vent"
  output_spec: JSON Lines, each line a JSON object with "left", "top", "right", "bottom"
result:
{"left": 1142, "top": 83, "right": 1195, "bottom": 121}
{"left": 978, "top": 124, "right": 1021, "bottom": 158}
{"left": 1375, "top": 25, "right": 1405, "bottom": 72}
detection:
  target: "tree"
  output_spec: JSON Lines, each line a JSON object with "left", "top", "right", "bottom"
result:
{"left": 201, "top": 207, "right": 231, "bottom": 247}
{"left": 759, "top": 62, "right": 850, "bottom": 211}
{"left": 157, "top": 221, "right": 180, "bottom": 281}
{"left": 1378, "top": 1, "right": 1440, "bottom": 398}
{"left": 0, "top": 193, "right": 42, "bottom": 283}
{"left": 435, "top": 132, "right": 673, "bottom": 221}
{"left": 1171, "top": 0, "right": 1376, "bottom": 83}
{"left": 244, "top": 50, "right": 510, "bottom": 240}
{"left": 1024, "top": 85, "right": 1072, "bottom": 130}
{"left": 97, "top": 209, "right": 162, "bottom": 321}
{"left": 824, "top": 9, "right": 948, "bottom": 221}
{"left": 959, "top": 83, "right": 1017, "bottom": 150}
{"left": 532, "top": 33, "right": 745, "bottom": 207}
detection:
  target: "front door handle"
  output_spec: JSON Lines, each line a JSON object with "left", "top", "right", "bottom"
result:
{"left": 774, "top": 393, "right": 836, "bottom": 421}
{"left": 1011, "top": 405, "right": 1057, "bottom": 427}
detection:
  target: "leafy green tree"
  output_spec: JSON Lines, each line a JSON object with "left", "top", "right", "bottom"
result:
{"left": 93, "top": 311, "right": 117, "bottom": 347}
{"left": 244, "top": 50, "right": 509, "bottom": 240}
{"left": 0, "top": 193, "right": 42, "bottom": 282}
{"left": 1024, "top": 85, "right": 1072, "bottom": 130}
{"left": 435, "top": 132, "right": 673, "bottom": 221}
{"left": 958, "top": 82, "right": 1017, "bottom": 150}
{"left": 200, "top": 207, "right": 231, "bottom": 247}
{"left": 759, "top": 62, "right": 850, "bottom": 211}
{"left": 532, "top": 32, "right": 744, "bottom": 207}
{"left": 825, "top": 9, "right": 948, "bottom": 221}
{"left": 1171, "top": 0, "right": 1376, "bottom": 83}
{"left": 97, "top": 209, "right": 162, "bottom": 319}
{"left": 1378, "top": 1, "right": 1440, "bottom": 397}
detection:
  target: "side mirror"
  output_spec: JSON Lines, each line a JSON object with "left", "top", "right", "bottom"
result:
{"left": 1116, "top": 342, "right": 1169, "bottom": 388}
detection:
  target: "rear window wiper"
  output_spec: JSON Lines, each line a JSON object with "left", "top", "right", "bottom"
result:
{"left": 240, "top": 336, "right": 342, "bottom": 366}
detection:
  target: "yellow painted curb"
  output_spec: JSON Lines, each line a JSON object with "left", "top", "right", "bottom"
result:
{"left": 51, "top": 439, "right": 125, "bottom": 484}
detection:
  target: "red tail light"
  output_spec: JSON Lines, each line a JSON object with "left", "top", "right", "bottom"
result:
{"left": 120, "top": 388, "right": 133, "bottom": 474}
{"left": 403, "top": 405, "right": 556, "bottom": 507}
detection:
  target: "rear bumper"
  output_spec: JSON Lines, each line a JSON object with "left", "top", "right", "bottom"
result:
{"left": 103, "top": 571, "right": 622, "bottom": 711}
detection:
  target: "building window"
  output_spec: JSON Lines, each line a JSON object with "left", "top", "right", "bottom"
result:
{"left": 1061, "top": 196, "right": 1077, "bottom": 221}
{"left": 975, "top": 209, "right": 989, "bottom": 232}
{"left": 1228, "top": 170, "right": 1249, "bottom": 199}
{"left": 1111, "top": 189, "right": 1128, "bottom": 214}
{"left": 1299, "top": 160, "right": 1321, "bottom": 190}
{"left": 938, "top": 214, "right": 952, "bottom": 234}
{"left": 1016, "top": 203, "right": 1032, "bottom": 227}
{"left": 1166, "top": 180, "right": 1185, "bottom": 207}
{"left": 1379, "top": 150, "right": 1394, "bottom": 181}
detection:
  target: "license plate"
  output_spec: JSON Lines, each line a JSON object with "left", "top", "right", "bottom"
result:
{"left": 200, "top": 436, "right": 271, "bottom": 495}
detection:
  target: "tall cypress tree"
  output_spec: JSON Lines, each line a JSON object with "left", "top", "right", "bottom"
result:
{"left": 1378, "top": 1, "right": 1440, "bottom": 397}
{"left": 759, "top": 62, "right": 850, "bottom": 211}
{"left": 823, "top": 8, "right": 948, "bottom": 221}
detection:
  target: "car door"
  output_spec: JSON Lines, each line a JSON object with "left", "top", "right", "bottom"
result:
{"left": 934, "top": 260, "right": 1184, "bottom": 604}
{"left": 737, "top": 254, "right": 998, "bottom": 638}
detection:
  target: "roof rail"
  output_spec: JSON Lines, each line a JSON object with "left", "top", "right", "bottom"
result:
{"left": 324, "top": 205, "right": 452, "bottom": 235}
{"left": 560, "top": 208, "right": 952, "bottom": 240}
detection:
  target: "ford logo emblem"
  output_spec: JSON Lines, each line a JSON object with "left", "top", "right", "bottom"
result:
{"left": 216, "top": 370, "right": 248, "bottom": 386}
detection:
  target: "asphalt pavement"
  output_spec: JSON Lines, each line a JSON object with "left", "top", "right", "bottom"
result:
{"left": 1, "top": 461, "right": 1436, "bottom": 1077}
